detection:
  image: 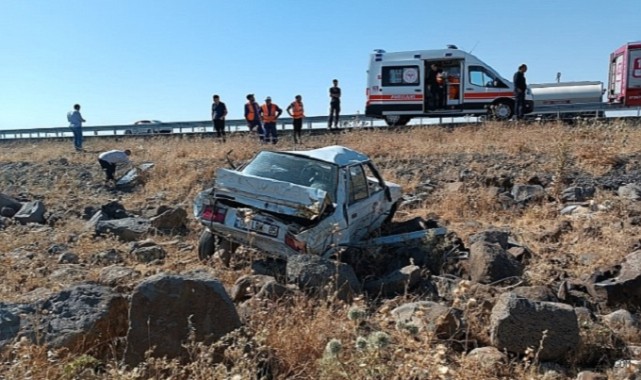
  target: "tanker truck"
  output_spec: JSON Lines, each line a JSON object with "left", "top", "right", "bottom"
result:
{"left": 528, "top": 41, "right": 641, "bottom": 121}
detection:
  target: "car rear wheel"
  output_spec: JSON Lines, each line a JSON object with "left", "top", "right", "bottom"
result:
{"left": 198, "top": 230, "right": 239, "bottom": 266}
{"left": 198, "top": 230, "right": 216, "bottom": 261}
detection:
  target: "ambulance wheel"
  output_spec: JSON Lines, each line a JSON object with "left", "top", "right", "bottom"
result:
{"left": 385, "top": 116, "right": 410, "bottom": 126}
{"left": 492, "top": 101, "right": 514, "bottom": 120}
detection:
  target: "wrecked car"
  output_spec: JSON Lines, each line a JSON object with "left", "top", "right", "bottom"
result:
{"left": 193, "top": 145, "right": 411, "bottom": 263}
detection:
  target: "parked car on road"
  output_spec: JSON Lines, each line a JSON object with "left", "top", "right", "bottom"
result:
{"left": 193, "top": 145, "right": 404, "bottom": 264}
{"left": 124, "top": 120, "right": 173, "bottom": 135}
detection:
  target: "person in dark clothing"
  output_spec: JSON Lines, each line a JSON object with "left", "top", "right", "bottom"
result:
{"left": 211, "top": 94, "right": 228, "bottom": 142}
{"left": 328, "top": 79, "right": 341, "bottom": 129}
{"left": 426, "top": 64, "right": 444, "bottom": 109}
{"left": 513, "top": 64, "right": 528, "bottom": 120}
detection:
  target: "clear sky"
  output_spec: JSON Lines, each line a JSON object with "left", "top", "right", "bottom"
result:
{"left": 0, "top": 0, "right": 639, "bottom": 130}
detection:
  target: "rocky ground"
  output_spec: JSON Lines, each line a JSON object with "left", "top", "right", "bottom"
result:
{"left": 2, "top": 123, "right": 641, "bottom": 379}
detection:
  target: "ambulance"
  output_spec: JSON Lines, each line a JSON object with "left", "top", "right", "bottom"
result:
{"left": 608, "top": 41, "right": 641, "bottom": 107}
{"left": 365, "top": 45, "right": 533, "bottom": 125}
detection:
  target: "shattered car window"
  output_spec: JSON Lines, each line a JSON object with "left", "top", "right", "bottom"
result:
{"left": 241, "top": 151, "right": 338, "bottom": 201}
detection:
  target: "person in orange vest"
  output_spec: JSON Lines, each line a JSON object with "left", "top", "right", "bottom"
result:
{"left": 244, "top": 94, "right": 264, "bottom": 142}
{"left": 260, "top": 97, "right": 282, "bottom": 144}
{"left": 286, "top": 95, "right": 305, "bottom": 144}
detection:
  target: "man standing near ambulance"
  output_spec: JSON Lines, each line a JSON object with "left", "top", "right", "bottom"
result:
{"left": 513, "top": 64, "right": 528, "bottom": 120}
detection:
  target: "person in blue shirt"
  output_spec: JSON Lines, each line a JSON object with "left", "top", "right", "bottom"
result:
{"left": 67, "top": 104, "right": 86, "bottom": 152}
{"left": 211, "top": 95, "right": 228, "bottom": 142}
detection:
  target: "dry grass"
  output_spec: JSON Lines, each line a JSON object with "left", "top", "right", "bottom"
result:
{"left": 1, "top": 120, "right": 641, "bottom": 378}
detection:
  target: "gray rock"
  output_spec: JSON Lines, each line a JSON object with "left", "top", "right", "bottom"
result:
{"left": 0, "top": 192, "right": 22, "bottom": 213}
{"left": 468, "top": 241, "right": 523, "bottom": 284}
{"left": 38, "top": 284, "right": 128, "bottom": 351}
{"left": 601, "top": 309, "right": 641, "bottom": 343}
{"left": 90, "top": 249, "right": 123, "bottom": 266}
{"left": 150, "top": 207, "right": 187, "bottom": 230}
{"left": 231, "top": 274, "right": 277, "bottom": 302}
{"left": 124, "top": 272, "right": 240, "bottom": 366}
{"left": 95, "top": 217, "right": 150, "bottom": 242}
{"left": 14, "top": 200, "right": 46, "bottom": 224}
{"left": 98, "top": 265, "right": 140, "bottom": 286}
{"left": 561, "top": 186, "right": 596, "bottom": 202}
{"left": 575, "top": 371, "right": 607, "bottom": 380}
{"left": 131, "top": 245, "right": 166, "bottom": 263}
{"left": 364, "top": 265, "right": 422, "bottom": 297}
{"left": 511, "top": 286, "right": 557, "bottom": 302}
{"left": 490, "top": 292, "right": 579, "bottom": 361}
{"left": 511, "top": 184, "right": 545, "bottom": 204}
{"left": 0, "top": 284, "right": 128, "bottom": 353}
{"left": 286, "top": 255, "right": 361, "bottom": 302}
{"left": 57, "top": 252, "right": 80, "bottom": 264}
{"left": 468, "top": 229, "right": 510, "bottom": 250}
{"left": 466, "top": 346, "right": 507, "bottom": 368}
{"left": 391, "top": 301, "right": 464, "bottom": 339}
{"left": 618, "top": 183, "right": 641, "bottom": 200}
{"left": 590, "top": 250, "right": 641, "bottom": 308}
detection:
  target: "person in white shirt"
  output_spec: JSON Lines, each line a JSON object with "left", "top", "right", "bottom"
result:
{"left": 98, "top": 149, "right": 131, "bottom": 182}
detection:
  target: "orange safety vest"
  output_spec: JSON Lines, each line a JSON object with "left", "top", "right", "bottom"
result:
{"left": 290, "top": 101, "right": 304, "bottom": 119}
{"left": 261, "top": 103, "right": 279, "bottom": 123}
{"left": 246, "top": 102, "right": 258, "bottom": 121}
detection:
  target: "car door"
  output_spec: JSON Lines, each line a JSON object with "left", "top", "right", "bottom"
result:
{"left": 345, "top": 164, "right": 387, "bottom": 242}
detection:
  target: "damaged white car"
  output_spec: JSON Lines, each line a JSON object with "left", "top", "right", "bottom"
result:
{"left": 193, "top": 145, "right": 406, "bottom": 263}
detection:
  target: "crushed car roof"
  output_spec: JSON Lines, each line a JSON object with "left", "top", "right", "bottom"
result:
{"left": 285, "top": 145, "right": 370, "bottom": 167}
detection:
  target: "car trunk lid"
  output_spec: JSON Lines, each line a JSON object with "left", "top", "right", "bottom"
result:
{"left": 213, "top": 168, "right": 332, "bottom": 220}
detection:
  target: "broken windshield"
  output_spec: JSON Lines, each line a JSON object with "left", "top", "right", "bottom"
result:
{"left": 242, "top": 151, "right": 338, "bottom": 202}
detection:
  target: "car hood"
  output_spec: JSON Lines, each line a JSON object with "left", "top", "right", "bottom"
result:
{"left": 213, "top": 168, "right": 332, "bottom": 220}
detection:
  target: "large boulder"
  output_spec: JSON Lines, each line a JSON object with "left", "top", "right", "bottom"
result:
{"left": 0, "top": 284, "right": 128, "bottom": 354}
{"left": 589, "top": 250, "right": 641, "bottom": 308}
{"left": 124, "top": 272, "right": 241, "bottom": 367}
{"left": 490, "top": 292, "right": 579, "bottom": 361}
{"left": 150, "top": 206, "right": 187, "bottom": 230}
{"left": 95, "top": 217, "right": 150, "bottom": 241}
{"left": 286, "top": 255, "right": 361, "bottom": 302}
{"left": 468, "top": 241, "right": 523, "bottom": 284}
{"left": 364, "top": 265, "right": 422, "bottom": 297}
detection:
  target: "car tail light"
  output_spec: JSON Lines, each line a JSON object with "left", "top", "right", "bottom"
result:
{"left": 285, "top": 233, "right": 306, "bottom": 253}
{"left": 202, "top": 205, "right": 226, "bottom": 223}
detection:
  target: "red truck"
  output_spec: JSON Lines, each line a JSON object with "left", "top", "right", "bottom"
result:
{"left": 608, "top": 41, "right": 641, "bottom": 107}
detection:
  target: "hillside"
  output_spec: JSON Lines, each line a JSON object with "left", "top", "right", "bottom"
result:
{"left": 1, "top": 121, "right": 641, "bottom": 379}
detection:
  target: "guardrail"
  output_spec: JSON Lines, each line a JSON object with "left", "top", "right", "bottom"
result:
{"left": 0, "top": 114, "right": 382, "bottom": 140}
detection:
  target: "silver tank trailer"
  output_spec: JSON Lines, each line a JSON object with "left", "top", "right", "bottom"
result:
{"left": 530, "top": 81, "right": 604, "bottom": 108}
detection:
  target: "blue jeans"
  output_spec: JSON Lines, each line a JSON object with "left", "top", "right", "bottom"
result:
{"left": 514, "top": 91, "right": 526, "bottom": 120}
{"left": 70, "top": 125, "right": 83, "bottom": 150}
{"left": 263, "top": 122, "right": 278, "bottom": 144}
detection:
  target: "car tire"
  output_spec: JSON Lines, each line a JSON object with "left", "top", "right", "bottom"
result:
{"left": 198, "top": 230, "right": 216, "bottom": 261}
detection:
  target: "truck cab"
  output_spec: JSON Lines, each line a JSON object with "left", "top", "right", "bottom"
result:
{"left": 608, "top": 41, "right": 641, "bottom": 107}
{"left": 365, "top": 46, "right": 533, "bottom": 125}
